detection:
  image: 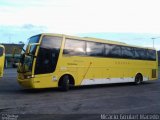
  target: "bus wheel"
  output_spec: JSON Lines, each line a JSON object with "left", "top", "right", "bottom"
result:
{"left": 134, "top": 74, "right": 143, "bottom": 85}
{"left": 60, "top": 75, "right": 70, "bottom": 91}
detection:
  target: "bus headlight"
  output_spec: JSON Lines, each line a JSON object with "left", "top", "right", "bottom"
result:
{"left": 24, "top": 75, "right": 34, "bottom": 79}
{"left": 27, "top": 76, "right": 32, "bottom": 79}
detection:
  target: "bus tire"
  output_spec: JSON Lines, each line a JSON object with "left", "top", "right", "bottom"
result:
{"left": 60, "top": 75, "right": 70, "bottom": 91}
{"left": 134, "top": 74, "right": 143, "bottom": 85}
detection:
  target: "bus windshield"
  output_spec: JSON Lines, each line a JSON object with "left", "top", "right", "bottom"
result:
{"left": 22, "top": 35, "right": 40, "bottom": 54}
{"left": 19, "top": 35, "right": 41, "bottom": 73}
{"left": 35, "top": 36, "right": 62, "bottom": 74}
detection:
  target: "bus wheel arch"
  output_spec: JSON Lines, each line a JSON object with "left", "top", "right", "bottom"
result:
{"left": 58, "top": 74, "right": 75, "bottom": 91}
{"left": 134, "top": 73, "right": 143, "bottom": 85}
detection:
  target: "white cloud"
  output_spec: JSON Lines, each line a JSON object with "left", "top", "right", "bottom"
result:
{"left": 0, "top": 24, "right": 47, "bottom": 43}
{"left": 0, "top": 0, "right": 160, "bottom": 34}
{"left": 1, "top": 0, "right": 160, "bottom": 50}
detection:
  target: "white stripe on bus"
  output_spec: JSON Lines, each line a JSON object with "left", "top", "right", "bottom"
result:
{"left": 81, "top": 77, "right": 148, "bottom": 85}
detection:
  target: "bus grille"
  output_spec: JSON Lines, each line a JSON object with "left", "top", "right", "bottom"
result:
{"left": 152, "top": 69, "right": 156, "bottom": 78}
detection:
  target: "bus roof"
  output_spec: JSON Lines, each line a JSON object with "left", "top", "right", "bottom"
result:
{"left": 41, "top": 33, "right": 156, "bottom": 50}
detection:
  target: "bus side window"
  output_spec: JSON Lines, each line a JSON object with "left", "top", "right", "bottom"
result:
{"left": 86, "top": 42, "right": 104, "bottom": 57}
{"left": 104, "top": 44, "right": 112, "bottom": 57}
{"left": 134, "top": 48, "right": 148, "bottom": 60}
{"left": 109, "top": 45, "right": 121, "bottom": 58}
{"left": 134, "top": 48, "right": 141, "bottom": 59}
{"left": 63, "top": 39, "right": 86, "bottom": 56}
{"left": 122, "top": 46, "right": 135, "bottom": 59}
{"left": 147, "top": 49, "right": 156, "bottom": 60}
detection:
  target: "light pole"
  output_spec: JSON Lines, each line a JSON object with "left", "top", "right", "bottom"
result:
{"left": 151, "top": 37, "right": 160, "bottom": 48}
{"left": 151, "top": 38, "right": 155, "bottom": 48}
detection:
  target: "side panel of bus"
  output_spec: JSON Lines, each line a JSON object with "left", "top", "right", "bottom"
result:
{"left": 0, "top": 46, "right": 5, "bottom": 78}
{"left": 59, "top": 38, "right": 158, "bottom": 86}
{"left": 58, "top": 55, "right": 157, "bottom": 86}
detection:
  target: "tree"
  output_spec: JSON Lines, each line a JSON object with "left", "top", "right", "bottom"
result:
{"left": 18, "top": 41, "right": 24, "bottom": 44}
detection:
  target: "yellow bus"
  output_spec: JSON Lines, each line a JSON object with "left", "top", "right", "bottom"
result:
{"left": 0, "top": 45, "right": 5, "bottom": 78}
{"left": 17, "top": 33, "right": 158, "bottom": 91}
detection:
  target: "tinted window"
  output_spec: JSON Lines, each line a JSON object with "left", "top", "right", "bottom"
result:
{"left": 104, "top": 44, "right": 113, "bottom": 57}
{"left": 35, "top": 36, "right": 62, "bottom": 74}
{"left": 63, "top": 39, "right": 86, "bottom": 56}
{"left": 135, "top": 48, "right": 147, "bottom": 60}
{"left": 41, "top": 36, "right": 62, "bottom": 49}
{"left": 105, "top": 45, "right": 121, "bottom": 58}
{"left": 122, "top": 47, "right": 134, "bottom": 59}
{"left": 0, "top": 47, "right": 3, "bottom": 56}
{"left": 147, "top": 49, "right": 156, "bottom": 60}
{"left": 86, "top": 42, "right": 104, "bottom": 56}
{"left": 22, "top": 35, "right": 40, "bottom": 54}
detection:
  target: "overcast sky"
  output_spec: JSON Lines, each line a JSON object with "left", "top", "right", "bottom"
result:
{"left": 0, "top": 0, "right": 160, "bottom": 49}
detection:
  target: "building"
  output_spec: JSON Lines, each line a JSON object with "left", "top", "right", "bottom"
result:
{"left": 2, "top": 44, "right": 24, "bottom": 68}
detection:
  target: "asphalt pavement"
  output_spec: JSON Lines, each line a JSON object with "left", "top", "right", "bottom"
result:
{"left": 0, "top": 69, "right": 160, "bottom": 120}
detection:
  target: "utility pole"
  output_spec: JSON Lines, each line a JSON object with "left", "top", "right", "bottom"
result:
{"left": 151, "top": 37, "right": 160, "bottom": 49}
{"left": 151, "top": 38, "right": 155, "bottom": 48}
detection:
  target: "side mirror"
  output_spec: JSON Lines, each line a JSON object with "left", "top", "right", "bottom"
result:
{"left": 26, "top": 43, "right": 40, "bottom": 55}
{"left": 20, "top": 54, "right": 25, "bottom": 64}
